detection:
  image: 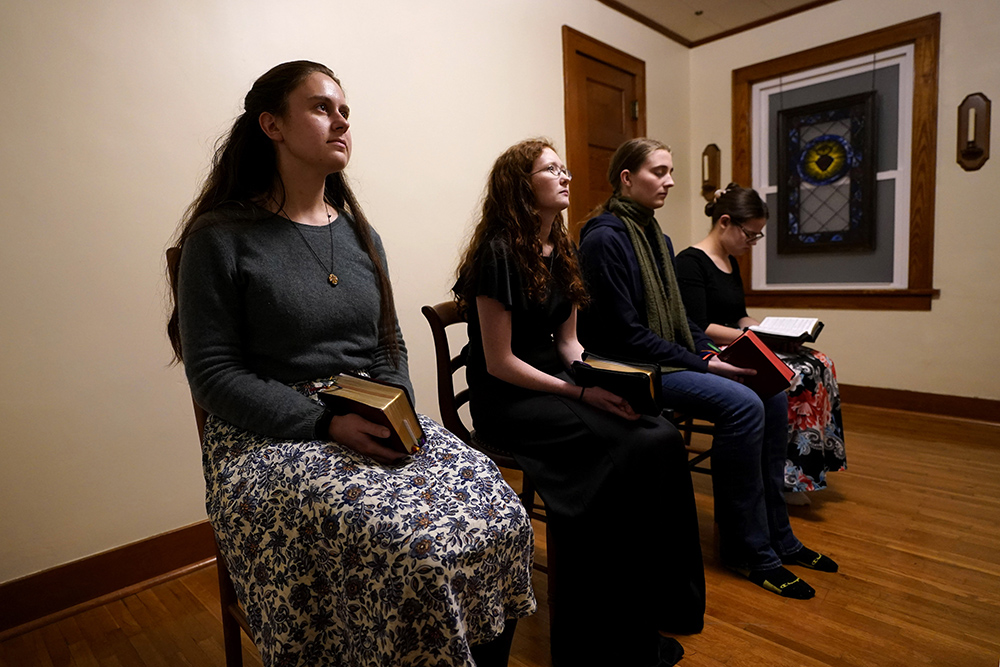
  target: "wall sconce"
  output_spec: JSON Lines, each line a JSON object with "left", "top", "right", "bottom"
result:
{"left": 957, "top": 93, "right": 990, "bottom": 171}
{"left": 701, "top": 144, "right": 721, "bottom": 202}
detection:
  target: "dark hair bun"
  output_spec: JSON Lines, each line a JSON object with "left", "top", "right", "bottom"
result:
{"left": 706, "top": 183, "right": 769, "bottom": 224}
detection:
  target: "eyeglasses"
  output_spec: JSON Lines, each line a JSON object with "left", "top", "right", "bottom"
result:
{"left": 531, "top": 164, "right": 573, "bottom": 180}
{"left": 737, "top": 225, "right": 765, "bottom": 242}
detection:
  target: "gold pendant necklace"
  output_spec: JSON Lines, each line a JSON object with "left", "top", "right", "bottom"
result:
{"left": 284, "top": 203, "right": 339, "bottom": 287}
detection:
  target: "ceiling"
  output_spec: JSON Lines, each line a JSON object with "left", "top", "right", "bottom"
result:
{"left": 598, "top": 0, "right": 842, "bottom": 47}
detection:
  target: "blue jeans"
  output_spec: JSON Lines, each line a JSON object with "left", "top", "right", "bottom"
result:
{"left": 661, "top": 370, "right": 801, "bottom": 570}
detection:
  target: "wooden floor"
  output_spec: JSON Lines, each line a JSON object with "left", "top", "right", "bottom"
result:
{"left": 2, "top": 404, "right": 998, "bottom": 666}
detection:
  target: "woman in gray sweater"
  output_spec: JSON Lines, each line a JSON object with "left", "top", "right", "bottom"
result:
{"left": 166, "top": 61, "right": 534, "bottom": 667}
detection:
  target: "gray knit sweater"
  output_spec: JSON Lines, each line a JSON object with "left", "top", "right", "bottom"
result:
{"left": 177, "top": 205, "right": 411, "bottom": 440}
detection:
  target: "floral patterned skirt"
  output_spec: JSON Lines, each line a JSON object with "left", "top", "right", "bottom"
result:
{"left": 201, "top": 380, "right": 536, "bottom": 667}
{"left": 776, "top": 348, "right": 847, "bottom": 492}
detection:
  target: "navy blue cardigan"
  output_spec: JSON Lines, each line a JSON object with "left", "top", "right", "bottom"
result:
{"left": 577, "top": 212, "right": 715, "bottom": 372}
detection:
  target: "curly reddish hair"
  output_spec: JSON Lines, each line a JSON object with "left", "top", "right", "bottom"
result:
{"left": 455, "top": 138, "right": 587, "bottom": 311}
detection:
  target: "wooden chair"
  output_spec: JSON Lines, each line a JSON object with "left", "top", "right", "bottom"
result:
{"left": 189, "top": 398, "right": 255, "bottom": 667}
{"left": 170, "top": 244, "right": 254, "bottom": 667}
{"left": 670, "top": 411, "right": 715, "bottom": 475}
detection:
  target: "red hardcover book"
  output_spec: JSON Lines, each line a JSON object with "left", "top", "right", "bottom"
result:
{"left": 717, "top": 330, "right": 795, "bottom": 398}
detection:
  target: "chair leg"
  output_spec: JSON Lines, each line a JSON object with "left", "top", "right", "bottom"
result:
{"left": 518, "top": 474, "right": 535, "bottom": 514}
{"left": 545, "top": 522, "right": 557, "bottom": 633}
{"left": 215, "top": 543, "right": 245, "bottom": 667}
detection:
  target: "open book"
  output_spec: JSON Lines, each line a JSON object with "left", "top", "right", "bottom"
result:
{"left": 718, "top": 330, "right": 795, "bottom": 398}
{"left": 571, "top": 353, "right": 661, "bottom": 415}
{"left": 319, "top": 374, "right": 424, "bottom": 454}
{"left": 749, "top": 317, "right": 824, "bottom": 352}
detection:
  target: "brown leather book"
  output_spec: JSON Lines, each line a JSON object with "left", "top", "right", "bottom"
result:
{"left": 718, "top": 330, "right": 795, "bottom": 398}
{"left": 319, "top": 374, "right": 424, "bottom": 454}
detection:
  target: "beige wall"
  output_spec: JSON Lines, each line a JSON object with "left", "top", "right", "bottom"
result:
{"left": 0, "top": 1, "right": 689, "bottom": 583}
{"left": 687, "top": 0, "right": 1000, "bottom": 400}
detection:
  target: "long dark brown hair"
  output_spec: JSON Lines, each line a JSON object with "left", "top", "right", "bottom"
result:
{"left": 455, "top": 139, "right": 587, "bottom": 311}
{"left": 166, "top": 60, "right": 399, "bottom": 364}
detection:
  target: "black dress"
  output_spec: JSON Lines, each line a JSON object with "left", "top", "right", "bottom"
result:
{"left": 462, "top": 238, "right": 705, "bottom": 666}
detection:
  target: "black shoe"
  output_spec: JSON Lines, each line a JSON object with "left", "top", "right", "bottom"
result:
{"left": 653, "top": 636, "right": 684, "bottom": 666}
{"left": 734, "top": 565, "right": 815, "bottom": 599}
{"left": 781, "top": 546, "right": 838, "bottom": 572}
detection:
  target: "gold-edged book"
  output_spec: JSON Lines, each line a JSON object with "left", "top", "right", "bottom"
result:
{"left": 318, "top": 374, "right": 424, "bottom": 454}
{"left": 571, "top": 353, "right": 662, "bottom": 415}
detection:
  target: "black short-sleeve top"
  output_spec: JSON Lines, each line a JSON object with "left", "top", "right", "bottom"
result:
{"left": 675, "top": 247, "right": 748, "bottom": 331}
{"left": 461, "top": 238, "right": 572, "bottom": 404}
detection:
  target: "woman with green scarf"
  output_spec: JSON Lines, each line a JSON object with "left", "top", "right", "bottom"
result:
{"left": 578, "top": 138, "right": 837, "bottom": 600}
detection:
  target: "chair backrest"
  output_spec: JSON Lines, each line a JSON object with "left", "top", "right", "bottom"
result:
{"left": 167, "top": 246, "right": 210, "bottom": 441}
{"left": 167, "top": 247, "right": 257, "bottom": 665}
{"left": 420, "top": 301, "right": 472, "bottom": 444}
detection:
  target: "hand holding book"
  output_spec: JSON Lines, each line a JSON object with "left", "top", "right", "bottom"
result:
{"left": 571, "top": 353, "right": 662, "bottom": 416}
{"left": 319, "top": 373, "right": 424, "bottom": 462}
{"left": 327, "top": 413, "right": 409, "bottom": 465}
{"left": 578, "top": 384, "right": 641, "bottom": 421}
{"left": 717, "top": 330, "right": 795, "bottom": 398}
{"left": 707, "top": 355, "right": 758, "bottom": 382}
{"left": 748, "top": 317, "right": 824, "bottom": 353}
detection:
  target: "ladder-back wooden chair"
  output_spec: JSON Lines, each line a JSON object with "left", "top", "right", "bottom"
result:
{"left": 171, "top": 246, "right": 254, "bottom": 667}
{"left": 189, "top": 398, "right": 255, "bottom": 667}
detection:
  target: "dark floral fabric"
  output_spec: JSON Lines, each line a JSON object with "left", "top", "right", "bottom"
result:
{"left": 777, "top": 349, "right": 847, "bottom": 491}
{"left": 201, "top": 379, "right": 536, "bottom": 667}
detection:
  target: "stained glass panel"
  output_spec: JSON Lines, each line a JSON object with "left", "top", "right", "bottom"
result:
{"left": 776, "top": 92, "right": 877, "bottom": 253}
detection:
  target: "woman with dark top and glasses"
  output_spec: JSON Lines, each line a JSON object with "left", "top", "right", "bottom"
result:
{"left": 166, "top": 61, "right": 534, "bottom": 667}
{"left": 676, "top": 184, "right": 847, "bottom": 506}
{"left": 455, "top": 138, "right": 702, "bottom": 667}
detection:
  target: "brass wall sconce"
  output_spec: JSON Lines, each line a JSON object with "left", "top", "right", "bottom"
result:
{"left": 701, "top": 144, "right": 721, "bottom": 202}
{"left": 957, "top": 93, "right": 990, "bottom": 171}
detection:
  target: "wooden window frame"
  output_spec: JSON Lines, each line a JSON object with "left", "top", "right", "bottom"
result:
{"left": 733, "top": 14, "right": 941, "bottom": 310}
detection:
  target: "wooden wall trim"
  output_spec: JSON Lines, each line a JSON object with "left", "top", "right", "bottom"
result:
{"left": 0, "top": 520, "right": 216, "bottom": 636}
{"left": 595, "top": 0, "right": 842, "bottom": 49}
{"left": 745, "top": 287, "right": 940, "bottom": 310}
{"left": 594, "top": 0, "right": 691, "bottom": 47}
{"left": 689, "top": 0, "right": 843, "bottom": 48}
{"left": 841, "top": 384, "right": 1000, "bottom": 424}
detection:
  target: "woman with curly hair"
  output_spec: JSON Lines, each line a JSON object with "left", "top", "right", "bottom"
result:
{"left": 166, "top": 61, "right": 535, "bottom": 667}
{"left": 455, "top": 139, "right": 702, "bottom": 667}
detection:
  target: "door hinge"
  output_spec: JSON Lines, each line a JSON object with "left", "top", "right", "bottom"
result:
{"left": 631, "top": 100, "right": 639, "bottom": 120}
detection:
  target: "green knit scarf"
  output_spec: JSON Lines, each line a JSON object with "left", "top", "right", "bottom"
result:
{"left": 608, "top": 196, "right": 696, "bottom": 371}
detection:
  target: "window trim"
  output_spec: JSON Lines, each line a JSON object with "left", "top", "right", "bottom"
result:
{"left": 732, "top": 13, "right": 941, "bottom": 310}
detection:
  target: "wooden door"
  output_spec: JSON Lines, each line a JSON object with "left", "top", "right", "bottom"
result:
{"left": 562, "top": 26, "right": 646, "bottom": 238}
